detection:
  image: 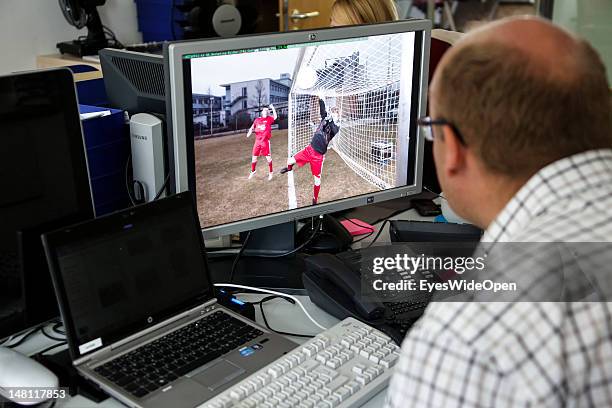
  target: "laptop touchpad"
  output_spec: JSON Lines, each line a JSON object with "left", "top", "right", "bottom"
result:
{"left": 191, "top": 359, "right": 245, "bottom": 390}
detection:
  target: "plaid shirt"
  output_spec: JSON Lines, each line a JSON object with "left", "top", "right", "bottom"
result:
{"left": 385, "top": 149, "right": 612, "bottom": 407}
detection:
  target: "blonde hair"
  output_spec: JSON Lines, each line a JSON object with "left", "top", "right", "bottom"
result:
{"left": 331, "top": 0, "right": 399, "bottom": 26}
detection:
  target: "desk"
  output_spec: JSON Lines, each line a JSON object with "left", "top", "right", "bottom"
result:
{"left": 12, "top": 207, "right": 435, "bottom": 407}
{"left": 36, "top": 54, "right": 103, "bottom": 79}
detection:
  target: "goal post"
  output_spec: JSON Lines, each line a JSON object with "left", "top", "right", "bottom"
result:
{"left": 288, "top": 33, "right": 414, "bottom": 190}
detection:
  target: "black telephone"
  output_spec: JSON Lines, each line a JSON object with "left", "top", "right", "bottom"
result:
{"left": 303, "top": 251, "right": 438, "bottom": 344}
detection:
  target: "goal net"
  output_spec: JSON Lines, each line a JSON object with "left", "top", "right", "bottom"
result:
{"left": 288, "top": 33, "right": 414, "bottom": 190}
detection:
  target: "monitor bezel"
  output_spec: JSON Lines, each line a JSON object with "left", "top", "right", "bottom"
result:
{"left": 167, "top": 20, "right": 431, "bottom": 239}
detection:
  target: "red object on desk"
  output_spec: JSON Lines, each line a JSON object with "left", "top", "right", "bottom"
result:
{"left": 340, "top": 219, "right": 375, "bottom": 236}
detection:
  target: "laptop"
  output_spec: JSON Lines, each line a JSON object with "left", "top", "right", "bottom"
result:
{"left": 42, "top": 192, "right": 298, "bottom": 408}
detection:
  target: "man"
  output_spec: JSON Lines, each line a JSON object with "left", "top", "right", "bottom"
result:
{"left": 247, "top": 104, "right": 277, "bottom": 181}
{"left": 280, "top": 96, "right": 340, "bottom": 205}
{"left": 386, "top": 17, "right": 612, "bottom": 407}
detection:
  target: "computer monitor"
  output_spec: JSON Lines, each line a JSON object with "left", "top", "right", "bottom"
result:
{"left": 0, "top": 68, "right": 95, "bottom": 340}
{"left": 99, "top": 48, "right": 166, "bottom": 116}
{"left": 167, "top": 20, "right": 431, "bottom": 239}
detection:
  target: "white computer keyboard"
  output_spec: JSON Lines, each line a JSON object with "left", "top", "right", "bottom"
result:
{"left": 203, "top": 318, "right": 400, "bottom": 408}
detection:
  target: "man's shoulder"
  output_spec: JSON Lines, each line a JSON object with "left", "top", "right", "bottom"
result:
{"left": 419, "top": 302, "right": 565, "bottom": 348}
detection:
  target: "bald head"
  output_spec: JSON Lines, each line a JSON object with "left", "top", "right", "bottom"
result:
{"left": 431, "top": 16, "right": 611, "bottom": 177}
{"left": 458, "top": 18, "right": 584, "bottom": 82}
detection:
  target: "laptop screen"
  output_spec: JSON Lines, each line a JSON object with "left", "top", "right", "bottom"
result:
{"left": 45, "top": 193, "right": 212, "bottom": 357}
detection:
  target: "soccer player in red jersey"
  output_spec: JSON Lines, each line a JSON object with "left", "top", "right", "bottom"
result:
{"left": 247, "top": 104, "right": 277, "bottom": 181}
{"left": 280, "top": 97, "right": 340, "bottom": 205}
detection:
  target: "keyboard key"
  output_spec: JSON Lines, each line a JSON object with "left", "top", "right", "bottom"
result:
{"left": 294, "top": 352, "right": 305, "bottom": 364}
{"left": 312, "top": 366, "right": 338, "bottom": 381}
{"left": 365, "top": 367, "right": 380, "bottom": 380}
{"left": 355, "top": 375, "right": 370, "bottom": 386}
{"left": 132, "top": 388, "right": 149, "bottom": 398}
{"left": 230, "top": 388, "right": 246, "bottom": 401}
{"left": 380, "top": 353, "right": 399, "bottom": 369}
{"left": 300, "top": 359, "right": 319, "bottom": 372}
{"left": 345, "top": 381, "right": 361, "bottom": 394}
{"left": 327, "top": 394, "right": 341, "bottom": 407}
{"left": 334, "top": 386, "right": 352, "bottom": 402}
{"left": 302, "top": 345, "right": 317, "bottom": 357}
{"left": 324, "top": 375, "right": 348, "bottom": 393}
{"left": 268, "top": 365, "right": 283, "bottom": 378}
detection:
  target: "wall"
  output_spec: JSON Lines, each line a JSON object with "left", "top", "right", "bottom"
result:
{"left": 553, "top": 0, "right": 612, "bottom": 84}
{"left": 0, "top": 0, "right": 141, "bottom": 75}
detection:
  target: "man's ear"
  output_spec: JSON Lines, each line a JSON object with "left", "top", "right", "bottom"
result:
{"left": 441, "top": 125, "right": 466, "bottom": 175}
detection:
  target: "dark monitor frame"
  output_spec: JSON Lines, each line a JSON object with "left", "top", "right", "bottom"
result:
{"left": 0, "top": 68, "right": 95, "bottom": 340}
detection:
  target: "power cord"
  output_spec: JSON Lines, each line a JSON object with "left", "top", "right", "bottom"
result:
{"left": 213, "top": 283, "right": 328, "bottom": 331}
{"left": 423, "top": 185, "right": 446, "bottom": 201}
{"left": 254, "top": 216, "right": 323, "bottom": 258}
{"left": 253, "top": 296, "right": 315, "bottom": 338}
{"left": 36, "top": 342, "right": 68, "bottom": 356}
{"left": 365, "top": 219, "right": 391, "bottom": 249}
{"left": 41, "top": 326, "right": 65, "bottom": 342}
{"left": 341, "top": 216, "right": 375, "bottom": 244}
{"left": 228, "top": 216, "right": 323, "bottom": 281}
{"left": 102, "top": 25, "right": 124, "bottom": 48}
{"left": 125, "top": 154, "right": 171, "bottom": 206}
{"left": 3, "top": 325, "right": 44, "bottom": 349}
{"left": 52, "top": 322, "right": 65, "bottom": 336}
{"left": 229, "top": 230, "right": 252, "bottom": 283}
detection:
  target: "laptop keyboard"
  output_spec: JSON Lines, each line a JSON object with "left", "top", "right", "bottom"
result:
{"left": 93, "top": 311, "right": 264, "bottom": 398}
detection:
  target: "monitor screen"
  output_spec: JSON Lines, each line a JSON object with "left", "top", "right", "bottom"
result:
{"left": 0, "top": 69, "right": 94, "bottom": 340}
{"left": 168, "top": 22, "right": 430, "bottom": 237}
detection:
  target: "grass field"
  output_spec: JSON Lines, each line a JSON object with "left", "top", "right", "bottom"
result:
{"left": 195, "top": 129, "right": 378, "bottom": 228}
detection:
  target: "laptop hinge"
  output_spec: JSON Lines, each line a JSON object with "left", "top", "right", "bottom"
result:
{"left": 74, "top": 298, "right": 218, "bottom": 366}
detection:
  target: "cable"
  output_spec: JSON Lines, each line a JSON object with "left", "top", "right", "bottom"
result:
{"left": 365, "top": 219, "right": 392, "bottom": 249}
{"left": 36, "top": 342, "right": 68, "bottom": 356}
{"left": 153, "top": 173, "right": 171, "bottom": 200}
{"left": 423, "top": 185, "right": 447, "bottom": 201}
{"left": 229, "top": 231, "right": 252, "bottom": 283}
{"left": 102, "top": 25, "right": 124, "bottom": 48}
{"left": 254, "top": 216, "right": 323, "bottom": 258}
{"left": 41, "top": 327, "right": 65, "bottom": 342}
{"left": 125, "top": 155, "right": 137, "bottom": 206}
{"left": 214, "top": 283, "right": 329, "bottom": 331}
{"left": 4, "top": 325, "right": 43, "bottom": 349}
{"left": 256, "top": 296, "right": 315, "bottom": 338}
{"left": 52, "top": 322, "right": 65, "bottom": 336}
{"left": 341, "top": 216, "right": 375, "bottom": 244}
{"left": 125, "top": 154, "right": 170, "bottom": 205}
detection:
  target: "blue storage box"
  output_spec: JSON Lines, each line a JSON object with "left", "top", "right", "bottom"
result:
{"left": 79, "top": 105, "right": 131, "bottom": 216}
{"left": 135, "top": 0, "right": 187, "bottom": 41}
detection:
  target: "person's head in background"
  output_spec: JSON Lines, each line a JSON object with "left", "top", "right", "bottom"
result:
{"left": 330, "top": 0, "right": 398, "bottom": 26}
{"left": 429, "top": 16, "right": 611, "bottom": 230}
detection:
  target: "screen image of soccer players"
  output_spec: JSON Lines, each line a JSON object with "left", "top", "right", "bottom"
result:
{"left": 280, "top": 96, "right": 340, "bottom": 205}
{"left": 247, "top": 104, "right": 277, "bottom": 181}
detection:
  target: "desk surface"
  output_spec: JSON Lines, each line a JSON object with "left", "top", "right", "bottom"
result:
{"left": 12, "top": 206, "right": 435, "bottom": 407}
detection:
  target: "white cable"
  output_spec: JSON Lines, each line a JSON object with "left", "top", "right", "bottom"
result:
{"left": 0, "top": 335, "right": 13, "bottom": 347}
{"left": 213, "top": 283, "right": 329, "bottom": 331}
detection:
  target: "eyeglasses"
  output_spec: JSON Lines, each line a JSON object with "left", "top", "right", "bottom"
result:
{"left": 417, "top": 116, "right": 467, "bottom": 145}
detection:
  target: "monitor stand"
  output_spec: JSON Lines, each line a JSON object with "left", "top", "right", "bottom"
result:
{"left": 207, "top": 214, "right": 352, "bottom": 292}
